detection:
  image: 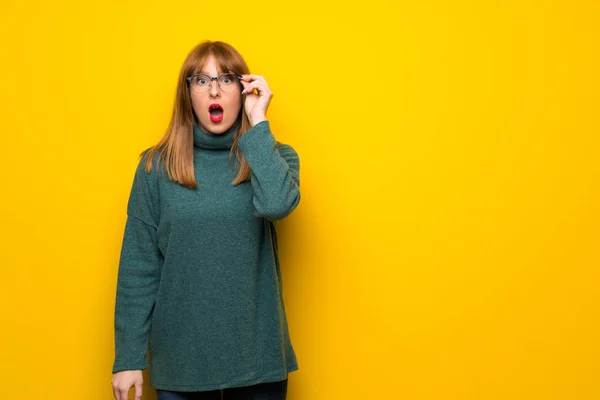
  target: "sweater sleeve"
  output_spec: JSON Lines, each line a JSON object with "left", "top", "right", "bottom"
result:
{"left": 236, "top": 120, "right": 301, "bottom": 221}
{"left": 112, "top": 153, "right": 163, "bottom": 373}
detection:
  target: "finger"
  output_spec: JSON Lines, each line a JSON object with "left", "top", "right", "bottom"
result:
{"left": 241, "top": 82, "right": 259, "bottom": 95}
{"left": 240, "top": 78, "right": 268, "bottom": 89}
{"left": 241, "top": 81, "right": 270, "bottom": 95}
{"left": 253, "top": 80, "right": 271, "bottom": 95}
{"left": 240, "top": 74, "right": 267, "bottom": 84}
{"left": 242, "top": 83, "right": 265, "bottom": 95}
{"left": 135, "top": 381, "right": 143, "bottom": 400}
{"left": 240, "top": 74, "right": 264, "bottom": 81}
{"left": 112, "top": 384, "right": 120, "bottom": 400}
{"left": 253, "top": 79, "right": 270, "bottom": 91}
{"left": 119, "top": 388, "right": 129, "bottom": 400}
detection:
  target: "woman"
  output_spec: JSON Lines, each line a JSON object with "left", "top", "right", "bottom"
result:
{"left": 111, "top": 40, "right": 300, "bottom": 400}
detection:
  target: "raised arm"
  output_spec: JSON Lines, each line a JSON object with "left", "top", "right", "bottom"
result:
{"left": 236, "top": 120, "right": 301, "bottom": 222}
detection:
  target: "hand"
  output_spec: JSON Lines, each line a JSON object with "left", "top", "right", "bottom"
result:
{"left": 112, "top": 370, "right": 143, "bottom": 400}
{"left": 240, "top": 74, "right": 272, "bottom": 126}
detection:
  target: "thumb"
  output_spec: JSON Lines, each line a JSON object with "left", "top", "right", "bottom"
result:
{"left": 134, "top": 380, "right": 143, "bottom": 400}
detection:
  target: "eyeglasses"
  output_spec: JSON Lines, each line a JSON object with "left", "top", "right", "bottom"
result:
{"left": 186, "top": 73, "right": 243, "bottom": 94}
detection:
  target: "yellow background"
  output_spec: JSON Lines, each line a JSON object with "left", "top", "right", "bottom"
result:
{"left": 1, "top": 0, "right": 598, "bottom": 399}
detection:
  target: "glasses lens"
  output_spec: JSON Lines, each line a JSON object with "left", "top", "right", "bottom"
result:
{"left": 190, "top": 74, "right": 211, "bottom": 93}
{"left": 218, "top": 74, "right": 239, "bottom": 92}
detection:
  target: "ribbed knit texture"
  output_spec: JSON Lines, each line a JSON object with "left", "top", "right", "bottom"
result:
{"left": 112, "top": 120, "right": 300, "bottom": 391}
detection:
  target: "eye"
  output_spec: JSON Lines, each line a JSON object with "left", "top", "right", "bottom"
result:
{"left": 193, "top": 75, "right": 209, "bottom": 85}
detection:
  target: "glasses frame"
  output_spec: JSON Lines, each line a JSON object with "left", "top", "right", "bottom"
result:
{"left": 186, "top": 72, "right": 243, "bottom": 93}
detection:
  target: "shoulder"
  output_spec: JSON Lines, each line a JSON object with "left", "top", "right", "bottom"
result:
{"left": 137, "top": 147, "right": 166, "bottom": 182}
{"left": 125, "top": 148, "right": 163, "bottom": 227}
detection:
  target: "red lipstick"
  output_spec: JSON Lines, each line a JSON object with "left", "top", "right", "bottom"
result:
{"left": 208, "top": 103, "right": 224, "bottom": 123}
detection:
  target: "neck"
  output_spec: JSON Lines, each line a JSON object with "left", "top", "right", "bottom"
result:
{"left": 193, "top": 119, "right": 240, "bottom": 150}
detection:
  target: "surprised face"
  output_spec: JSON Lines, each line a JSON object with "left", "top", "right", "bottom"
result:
{"left": 190, "top": 55, "right": 243, "bottom": 135}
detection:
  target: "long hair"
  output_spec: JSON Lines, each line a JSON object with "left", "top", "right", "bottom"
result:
{"left": 140, "top": 40, "right": 275, "bottom": 189}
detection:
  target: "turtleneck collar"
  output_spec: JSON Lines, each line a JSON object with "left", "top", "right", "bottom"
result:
{"left": 193, "top": 119, "right": 241, "bottom": 150}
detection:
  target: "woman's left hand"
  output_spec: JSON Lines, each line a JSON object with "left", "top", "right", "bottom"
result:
{"left": 240, "top": 74, "right": 272, "bottom": 126}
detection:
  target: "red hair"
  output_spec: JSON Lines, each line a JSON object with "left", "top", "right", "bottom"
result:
{"left": 140, "top": 40, "right": 278, "bottom": 189}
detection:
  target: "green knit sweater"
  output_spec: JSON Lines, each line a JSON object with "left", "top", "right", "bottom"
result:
{"left": 112, "top": 119, "right": 300, "bottom": 391}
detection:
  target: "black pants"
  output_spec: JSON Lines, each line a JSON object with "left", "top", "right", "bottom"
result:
{"left": 156, "top": 378, "right": 287, "bottom": 400}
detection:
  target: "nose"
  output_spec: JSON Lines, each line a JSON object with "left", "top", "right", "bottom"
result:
{"left": 209, "top": 77, "right": 221, "bottom": 98}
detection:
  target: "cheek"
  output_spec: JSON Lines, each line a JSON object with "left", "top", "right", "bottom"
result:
{"left": 231, "top": 97, "right": 242, "bottom": 114}
{"left": 190, "top": 95, "right": 205, "bottom": 115}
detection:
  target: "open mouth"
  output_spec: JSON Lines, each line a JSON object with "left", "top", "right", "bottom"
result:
{"left": 209, "top": 104, "right": 224, "bottom": 123}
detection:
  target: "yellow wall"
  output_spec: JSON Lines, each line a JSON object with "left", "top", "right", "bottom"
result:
{"left": 1, "top": 0, "right": 598, "bottom": 399}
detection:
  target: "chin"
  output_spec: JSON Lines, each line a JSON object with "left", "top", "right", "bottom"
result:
{"left": 200, "top": 120, "right": 234, "bottom": 135}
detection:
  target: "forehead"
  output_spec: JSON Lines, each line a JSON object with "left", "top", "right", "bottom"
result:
{"left": 198, "top": 55, "right": 224, "bottom": 74}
